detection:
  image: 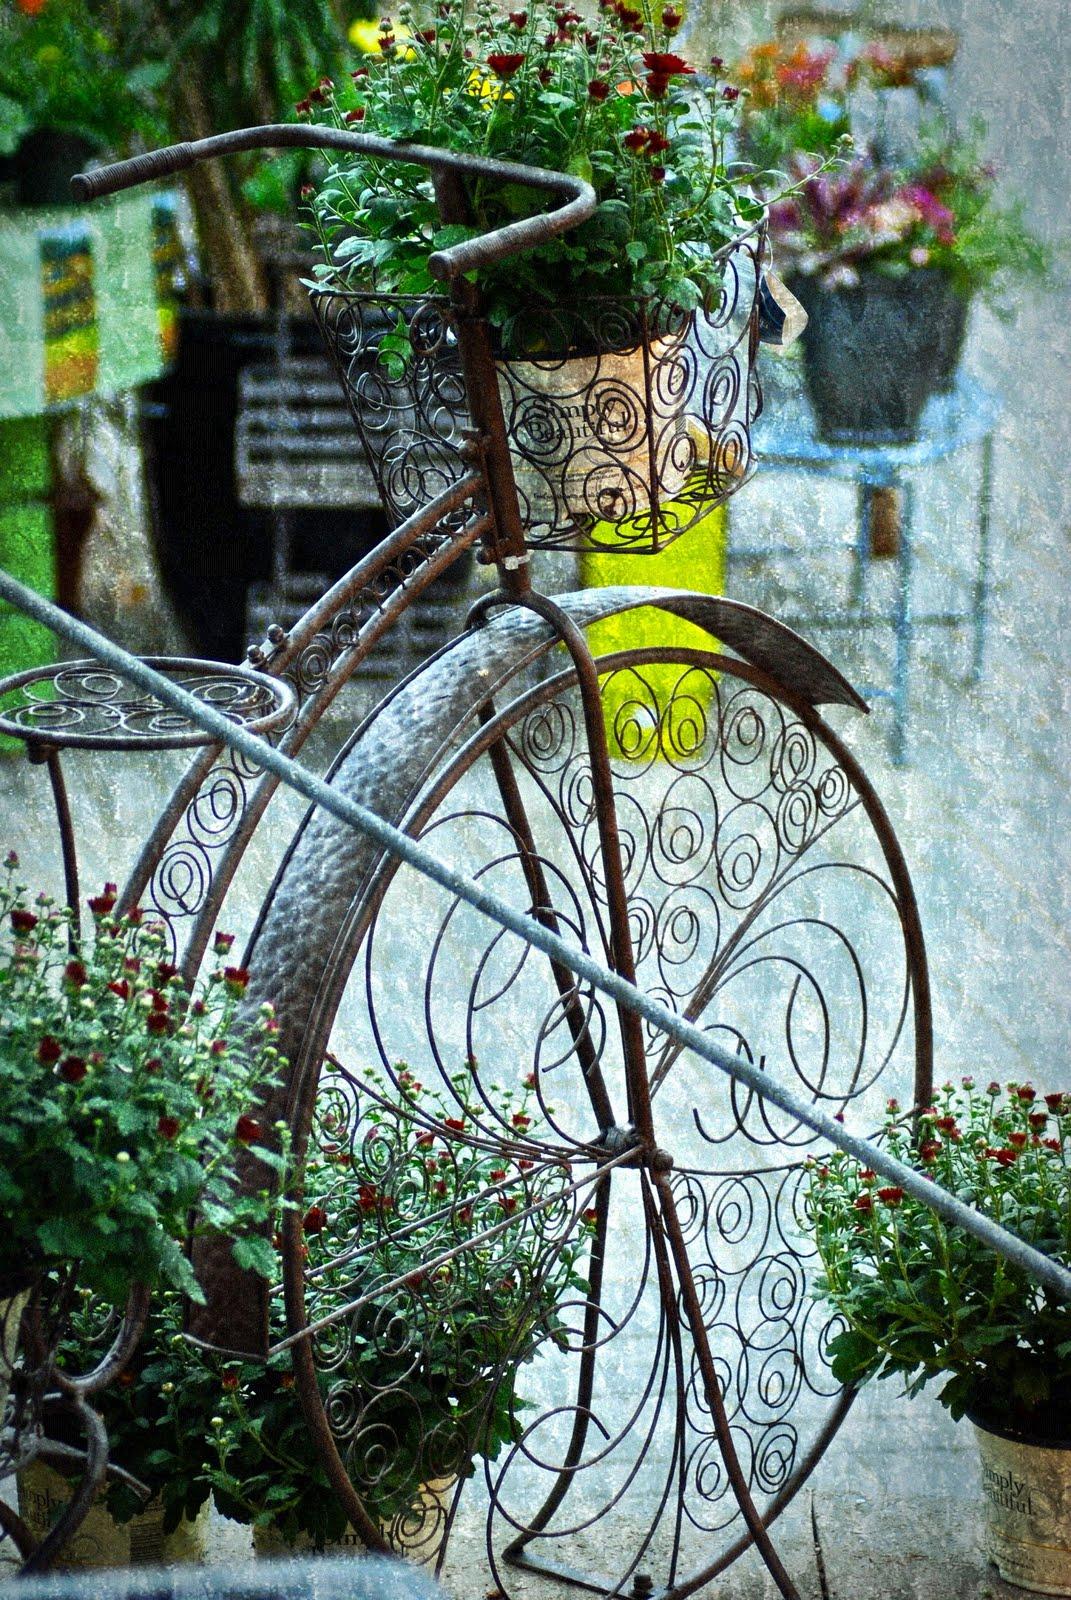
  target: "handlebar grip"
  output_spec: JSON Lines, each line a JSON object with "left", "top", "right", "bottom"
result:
{"left": 71, "top": 143, "right": 196, "bottom": 202}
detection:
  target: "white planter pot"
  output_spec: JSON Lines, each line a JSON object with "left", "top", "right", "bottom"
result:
{"left": 498, "top": 335, "right": 690, "bottom": 529}
{"left": 17, "top": 1461, "right": 131, "bottom": 1568}
{"left": 0, "top": 1284, "right": 30, "bottom": 1425}
{"left": 973, "top": 1420, "right": 1071, "bottom": 1595}
{"left": 17, "top": 1463, "right": 209, "bottom": 1569}
{"left": 129, "top": 1495, "right": 211, "bottom": 1565}
{"left": 253, "top": 1475, "right": 455, "bottom": 1563}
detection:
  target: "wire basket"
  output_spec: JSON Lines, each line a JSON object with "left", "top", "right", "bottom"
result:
{"left": 310, "top": 225, "right": 765, "bottom": 556}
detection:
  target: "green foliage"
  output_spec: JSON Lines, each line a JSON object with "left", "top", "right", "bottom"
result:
{"left": 0, "top": 858, "right": 288, "bottom": 1302}
{"left": 55, "top": 1291, "right": 216, "bottom": 1531}
{"left": 205, "top": 1061, "right": 592, "bottom": 1544}
{"left": 0, "top": 0, "right": 165, "bottom": 158}
{"left": 734, "top": 38, "right": 1052, "bottom": 301}
{"left": 805, "top": 1079, "right": 1071, "bottom": 1440}
{"left": 298, "top": 1, "right": 831, "bottom": 352}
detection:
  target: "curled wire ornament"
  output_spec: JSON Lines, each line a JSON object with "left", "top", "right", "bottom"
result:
{"left": 274, "top": 648, "right": 928, "bottom": 1596}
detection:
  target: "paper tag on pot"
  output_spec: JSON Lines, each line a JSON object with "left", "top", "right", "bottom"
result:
{"left": 756, "top": 272, "right": 808, "bottom": 351}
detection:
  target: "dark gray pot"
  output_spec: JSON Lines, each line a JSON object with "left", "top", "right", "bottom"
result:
{"left": 788, "top": 269, "right": 958, "bottom": 444}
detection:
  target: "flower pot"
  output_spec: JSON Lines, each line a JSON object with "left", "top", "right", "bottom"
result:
{"left": 17, "top": 1461, "right": 131, "bottom": 1568}
{"left": 933, "top": 289, "right": 971, "bottom": 394}
{"left": 972, "top": 1418, "right": 1071, "bottom": 1595}
{"left": 0, "top": 1280, "right": 31, "bottom": 1424}
{"left": 497, "top": 333, "right": 690, "bottom": 530}
{"left": 128, "top": 1496, "right": 211, "bottom": 1565}
{"left": 253, "top": 1475, "right": 455, "bottom": 1562}
{"left": 788, "top": 269, "right": 957, "bottom": 444}
{"left": 17, "top": 1463, "right": 209, "bottom": 1568}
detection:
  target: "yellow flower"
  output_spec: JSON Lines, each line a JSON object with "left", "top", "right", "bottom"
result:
{"left": 350, "top": 17, "right": 415, "bottom": 57}
{"left": 465, "top": 67, "right": 514, "bottom": 102}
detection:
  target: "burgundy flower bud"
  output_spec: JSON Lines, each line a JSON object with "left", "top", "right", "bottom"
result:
{"left": 59, "top": 1055, "right": 88, "bottom": 1084}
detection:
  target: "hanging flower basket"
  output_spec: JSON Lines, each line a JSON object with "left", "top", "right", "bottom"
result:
{"left": 311, "top": 225, "right": 765, "bottom": 556}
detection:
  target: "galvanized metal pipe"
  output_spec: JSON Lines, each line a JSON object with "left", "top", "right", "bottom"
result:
{"left": 3, "top": 569, "right": 1069, "bottom": 1305}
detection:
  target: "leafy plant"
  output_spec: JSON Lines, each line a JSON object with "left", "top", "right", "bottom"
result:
{"left": 805, "top": 1079, "right": 1071, "bottom": 1441}
{"left": 0, "top": 0, "right": 164, "bottom": 160}
{"left": 735, "top": 35, "right": 1052, "bottom": 301}
{"left": 54, "top": 1291, "right": 217, "bottom": 1531}
{"left": 204, "top": 1060, "right": 592, "bottom": 1545}
{"left": 298, "top": 1, "right": 833, "bottom": 352}
{"left": 0, "top": 856, "right": 288, "bottom": 1303}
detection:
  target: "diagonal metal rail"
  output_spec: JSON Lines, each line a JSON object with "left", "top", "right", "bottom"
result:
{"left": 3, "top": 567, "right": 1069, "bottom": 1305}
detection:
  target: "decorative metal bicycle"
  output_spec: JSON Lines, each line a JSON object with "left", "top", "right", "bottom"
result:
{"left": 0, "top": 126, "right": 932, "bottom": 1599}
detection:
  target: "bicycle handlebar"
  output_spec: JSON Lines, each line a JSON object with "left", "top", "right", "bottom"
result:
{"left": 70, "top": 124, "right": 596, "bottom": 281}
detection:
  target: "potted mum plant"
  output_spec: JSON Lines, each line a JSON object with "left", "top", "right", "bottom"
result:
{"left": 736, "top": 37, "right": 1051, "bottom": 441}
{"left": 806, "top": 1078, "right": 1071, "bottom": 1595}
{"left": 18, "top": 1292, "right": 218, "bottom": 1567}
{"left": 205, "top": 1061, "right": 590, "bottom": 1556}
{"left": 0, "top": 857, "right": 289, "bottom": 1454}
{"left": 297, "top": 3, "right": 829, "bottom": 528}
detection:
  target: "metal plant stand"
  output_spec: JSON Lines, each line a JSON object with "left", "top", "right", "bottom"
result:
{"left": 735, "top": 368, "right": 1000, "bottom": 765}
{"left": 0, "top": 126, "right": 938, "bottom": 1597}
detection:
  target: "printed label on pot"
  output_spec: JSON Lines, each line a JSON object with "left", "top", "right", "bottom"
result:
{"left": 973, "top": 1424, "right": 1071, "bottom": 1596}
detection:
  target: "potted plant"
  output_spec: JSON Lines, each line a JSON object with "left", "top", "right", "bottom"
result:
{"left": 298, "top": 3, "right": 829, "bottom": 531}
{"left": 0, "top": 855, "right": 290, "bottom": 1524}
{"left": 18, "top": 1293, "right": 217, "bottom": 1566}
{"left": 205, "top": 1061, "right": 590, "bottom": 1556}
{"left": 735, "top": 37, "right": 1051, "bottom": 440}
{"left": 805, "top": 1078, "right": 1071, "bottom": 1595}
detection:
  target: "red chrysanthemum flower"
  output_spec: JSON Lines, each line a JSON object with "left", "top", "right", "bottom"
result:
{"left": 853, "top": 1193, "right": 873, "bottom": 1212}
{"left": 64, "top": 959, "right": 88, "bottom": 987}
{"left": 345, "top": 107, "right": 365, "bottom": 123}
{"left": 60, "top": 1056, "right": 88, "bottom": 1084}
{"left": 1007, "top": 1131, "right": 1028, "bottom": 1148}
{"left": 223, "top": 966, "right": 250, "bottom": 996}
{"left": 146, "top": 1011, "right": 170, "bottom": 1036}
{"left": 642, "top": 50, "right": 693, "bottom": 76}
{"left": 662, "top": 6, "right": 682, "bottom": 29}
{"left": 303, "top": 1204, "right": 329, "bottom": 1234}
{"left": 623, "top": 127, "right": 650, "bottom": 152}
{"left": 487, "top": 51, "right": 526, "bottom": 77}
{"left": 37, "top": 1035, "right": 62, "bottom": 1064}
{"left": 1045, "top": 1092, "right": 1068, "bottom": 1113}
{"left": 157, "top": 1115, "right": 180, "bottom": 1140}
{"left": 587, "top": 78, "right": 610, "bottom": 100}
{"left": 444, "top": 1116, "right": 466, "bottom": 1131}
{"left": 234, "top": 1115, "right": 263, "bottom": 1144}
{"left": 1017, "top": 1085, "right": 1037, "bottom": 1103}
{"left": 877, "top": 1186, "right": 904, "bottom": 1206}
{"left": 10, "top": 908, "right": 37, "bottom": 934}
